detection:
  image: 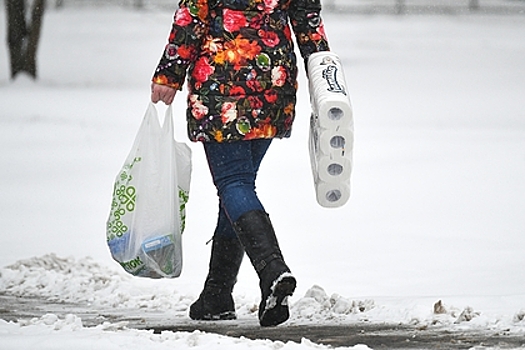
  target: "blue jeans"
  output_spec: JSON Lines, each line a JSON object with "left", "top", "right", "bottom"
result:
{"left": 204, "top": 139, "right": 272, "bottom": 239}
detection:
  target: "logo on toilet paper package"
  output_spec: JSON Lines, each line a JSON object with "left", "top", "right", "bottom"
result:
{"left": 322, "top": 65, "right": 346, "bottom": 95}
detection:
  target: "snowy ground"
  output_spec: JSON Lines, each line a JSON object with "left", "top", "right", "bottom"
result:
{"left": 1, "top": 6, "right": 525, "bottom": 350}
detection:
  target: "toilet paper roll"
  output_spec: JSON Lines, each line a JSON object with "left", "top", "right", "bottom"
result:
{"left": 310, "top": 89, "right": 352, "bottom": 121}
{"left": 316, "top": 99, "right": 353, "bottom": 130}
{"left": 308, "top": 52, "right": 353, "bottom": 130}
{"left": 317, "top": 155, "right": 352, "bottom": 184}
{"left": 315, "top": 181, "right": 351, "bottom": 208}
{"left": 310, "top": 83, "right": 352, "bottom": 127}
{"left": 318, "top": 128, "right": 354, "bottom": 157}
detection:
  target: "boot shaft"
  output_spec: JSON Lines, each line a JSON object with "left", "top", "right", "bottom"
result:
{"left": 233, "top": 210, "right": 285, "bottom": 275}
{"left": 233, "top": 210, "right": 296, "bottom": 327}
{"left": 205, "top": 234, "right": 244, "bottom": 293}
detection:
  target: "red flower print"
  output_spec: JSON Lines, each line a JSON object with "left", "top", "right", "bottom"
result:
{"left": 246, "top": 70, "right": 263, "bottom": 92}
{"left": 261, "top": 0, "right": 278, "bottom": 14}
{"left": 317, "top": 23, "right": 328, "bottom": 40}
{"left": 175, "top": 7, "right": 192, "bottom": 27}
{"left": 310, "top": 32, "right": 322, "bottom": 41}
{"left": 258, "top": 30, "right": 280, "bottom": 48}
{"left": 229, "top": 86, "right": 246, "bottom": 97}
{"left": 223, "top": 9, "right": 247, "bottom": 33}
{"left": 177, "top": 45, "right": 194, "bottom": 60}
{"left": 247, "top": 79, "right": 263, "bottom": 92}
{"left": 192, "top": 57, "right": 215, "bottom": 83}
{"left": 283, "top": 25, "right": 292, "bottom": 41}
{"left": 249, "top": 13, "right": 264, "bottom": 30}
{"left": 151, "top": 0, "right": 331, "bottom": 143}
{"left": 248, "top": 96, "right": 264, "bottom": 109}
{"left": 264, "top": 89, "right": 278, "bottom": 104}
{"left": 236, "top": 38, "right": 261, "bottom": 60}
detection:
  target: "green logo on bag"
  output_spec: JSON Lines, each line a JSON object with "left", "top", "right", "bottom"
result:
{"left": 107, "top": 157, "right": 143, "bottom": 241}
{"left": 116, "top": 185, "right": 136, "bottom": 212}
{"left": 111, "top": 220, "right": 128, "bottom": 237}
{"left": 121, "top": 256, "right": 145, "bottom": 274}
{"left": 179, "top": 188, "right": 189, "bottom": 233}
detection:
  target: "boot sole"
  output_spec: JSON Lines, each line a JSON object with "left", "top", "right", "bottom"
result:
{"left": 260, "top": 274, "right": 296, "bottom": 327}
{"left": 191, "top": 310, "right": 236, "bottom": 321}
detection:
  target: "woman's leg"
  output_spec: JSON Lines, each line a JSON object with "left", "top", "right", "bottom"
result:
{"left": 190, "top": 140, "right": 271, "bottom": 320}
{"left": 204, "top": 139, "right": 296, "bottom": 327}
{"left": 203, "top": 139, "right": 272, "bottom": 223}
{"left": 188, "top": 220, "right": 244, "bottom": 320}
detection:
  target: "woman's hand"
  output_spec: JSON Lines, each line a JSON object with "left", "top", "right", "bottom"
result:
{"left": 151, "top": 83, "right": 177, "bottom": 105}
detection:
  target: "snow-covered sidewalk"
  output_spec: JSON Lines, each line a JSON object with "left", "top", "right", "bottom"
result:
{"left": 1, "top": 6, "right": 525, "bottom": 350}
{"left": 1, "top": 255, "right": 524, "bottom": 349}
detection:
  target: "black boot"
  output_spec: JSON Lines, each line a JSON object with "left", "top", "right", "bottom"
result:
{"left": 189, "top": 234, "right": 244, "bottom": 320}
{"left": 233, "top": 210, "right": 297, "bottom": 327}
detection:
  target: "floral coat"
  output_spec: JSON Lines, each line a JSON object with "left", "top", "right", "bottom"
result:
{"left": 153, "top": 0, "right": 330, "bottom": 143}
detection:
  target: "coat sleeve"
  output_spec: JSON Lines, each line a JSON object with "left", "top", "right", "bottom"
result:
{"left": 152, "top": 0, "right": 210, "bottom": 90}
{"left": 288, "top": 0, "right": 330, "bottom": 64}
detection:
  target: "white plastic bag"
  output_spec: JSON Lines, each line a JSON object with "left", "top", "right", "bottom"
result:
{"left": 106, "top": 103, "right": 191, "bottom": 278}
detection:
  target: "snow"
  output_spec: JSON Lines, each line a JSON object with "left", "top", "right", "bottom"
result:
{"left": 2, "top": 313, "right": 369, "bottom": 350}
{"left": 1, "top": 6, "right": 525, "bottom": 350}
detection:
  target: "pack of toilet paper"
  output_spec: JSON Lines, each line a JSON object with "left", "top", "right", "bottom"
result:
{"left": 307, "top": 52, "right": 354, "bottom": 208}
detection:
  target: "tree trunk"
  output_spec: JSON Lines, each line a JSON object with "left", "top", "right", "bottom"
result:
{"left": 5, "top": 0, "right": 46, "bottom": 80}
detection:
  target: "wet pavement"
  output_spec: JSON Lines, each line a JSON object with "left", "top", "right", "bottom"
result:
{"left": 1, "top": 295, "right": 523, "bottom": 349}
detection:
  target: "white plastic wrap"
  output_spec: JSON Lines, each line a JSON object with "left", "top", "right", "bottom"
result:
{"left": 308, "top": 52, "right": 354, "bottom": 208}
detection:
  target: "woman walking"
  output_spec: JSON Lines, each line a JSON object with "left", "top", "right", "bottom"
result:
{"left": 151, "top": 0, "right": 330, "bottom": 327}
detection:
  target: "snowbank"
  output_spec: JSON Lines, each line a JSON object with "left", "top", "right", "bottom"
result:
{"left": 1, "top": 254, "right": 524, "bottom": 333}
